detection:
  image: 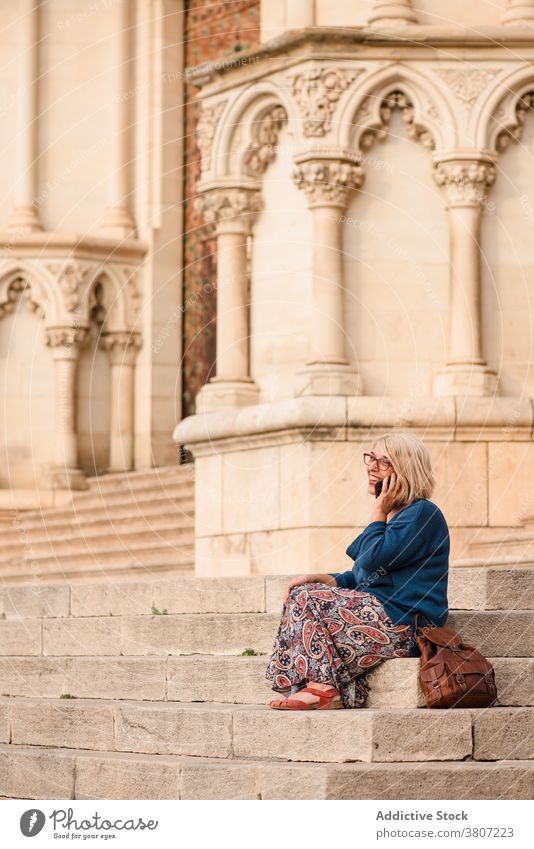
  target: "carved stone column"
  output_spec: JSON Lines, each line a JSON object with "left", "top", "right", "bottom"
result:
{"left": 292, "top": 153, "right": 364, "bottom": 396}
{"left": 368, "top": 0, "right": 418, "bottom": 26}
{"left": 432, "top": 153, "right": 498, "bottom": 397}
{"left": 44, "top": 326, "right": 88, "bottom": 489}
{"left": 194, "top": 186, "right": 263, "bottom": 414}
{"left": 8, "top": 0, "right": 42, "bottom": 232}
{"left": 501, "top": 1, "right": 534, "bottom": 24}
{"left": 100, "top": 332, "right": 142, "bottom": 472}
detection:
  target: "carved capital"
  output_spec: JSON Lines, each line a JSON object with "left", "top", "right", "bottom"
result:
{"left": 293, "top": 157, "right": 364, "bottom": 208}
{"left": 433, "top": 158, "right": 497, "bottom": 207}
{"left": 100, "top": 331, "right": 142, "bottom": 365}
{"left": 289, "top": 67, "right": 361, "bottom": 138}
{"left": 44, "top": 325, "right": 89, "bottom": 359}
{"left": 196, "top": 187, "right": 263, "bottom": 231}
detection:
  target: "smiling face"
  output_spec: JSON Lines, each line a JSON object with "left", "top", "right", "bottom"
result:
{"left": 366, "top": 440, "right": 396, "bottom": 495}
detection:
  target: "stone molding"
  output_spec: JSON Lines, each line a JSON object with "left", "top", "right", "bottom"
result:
{"left": 99, "top": 331, "right": 143, "bottom": 365}
{"left": 355, "top": 89, "right": 436, "bottom": 153}
{"left": 44, "top": 325, "right": 89, "bottom": 358}
{"left": 501, "top": 0, "right": 534, "bottom": 25}
{"left": 196, "top": 100, "right": 227, "bottom": 172}
{"left": 368, "top": 0, "right": 418, "bottom": 26}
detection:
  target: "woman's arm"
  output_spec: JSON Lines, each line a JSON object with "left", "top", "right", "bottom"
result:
{"left": 356, "top": 502, "right": 430, "bottom": 573}
{"left": 284, "top": 573, "right": 336, "bottom": 601}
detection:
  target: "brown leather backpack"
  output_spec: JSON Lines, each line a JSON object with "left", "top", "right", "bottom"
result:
{"left": 414, "top": 612, "right": 499, "bottom": 709}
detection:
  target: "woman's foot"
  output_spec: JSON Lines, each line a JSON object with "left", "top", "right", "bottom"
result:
{"left": 268, "top": 682, "right": 342, "bottom": 710}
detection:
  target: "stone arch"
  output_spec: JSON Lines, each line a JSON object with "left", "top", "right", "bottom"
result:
{"left": 474, "top": 68, "right": 534, "bottom": 156}
{"left": 0, "top": 261, "right": 57, "bottom": 322}
{"left": 209, "top": 80, "right": 297, "bottom": 180}
{"left": 79, "top": 264, "right": 138, "bottom": 334}
{"left": 337, "top": 65, "right": 455, "bottom": 154}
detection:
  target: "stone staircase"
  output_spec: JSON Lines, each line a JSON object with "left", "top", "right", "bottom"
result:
{"left": 0, "top": 466, "right": 195, "bottom": 582}
{"left": 0, "top": 565, "right": 532, "bottom": 799}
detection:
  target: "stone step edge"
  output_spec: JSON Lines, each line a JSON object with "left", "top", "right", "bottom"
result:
{"left": 85, "top": 465, "right": 191, "bottom": 487}
{"left": 1, "top": 742, "right": 532, "bottom": 803}
{"left": 20, "top": 486, "right": 194, "bottom": 521}
{"left": 0, "top": 539, "right": 195, "bottom": 567}
{"left": 0, "top": 522, "right": 195, "bottom": 552}
{"left": 2, "top": 511, "right": 194, "bottom": 540}
{"left": 18, "top": 492, "right": 194, "bottom": 524}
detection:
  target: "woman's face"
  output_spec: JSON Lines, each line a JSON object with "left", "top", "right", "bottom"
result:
{"left": 366, "top": 441, "right": 395, "bottom": 495}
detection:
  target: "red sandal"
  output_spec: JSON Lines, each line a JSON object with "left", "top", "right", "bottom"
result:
{"left": 269, "top": 685, "right": 342, "bottom": 710}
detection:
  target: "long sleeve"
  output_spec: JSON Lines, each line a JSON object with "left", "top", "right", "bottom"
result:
{"left": 355, "top": 502, "right": 429, "bottom": 573}
{"left": 328, "top": 570, "right": 356, "bottom": 589}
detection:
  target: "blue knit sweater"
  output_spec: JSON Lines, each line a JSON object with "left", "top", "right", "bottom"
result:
{"left": 328, "top": 498, "right": 450, "bottom": 658}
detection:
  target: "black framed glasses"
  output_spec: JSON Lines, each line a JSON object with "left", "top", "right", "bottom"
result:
{"left": 363, "top": 452, "right": 392, "bottom": 471}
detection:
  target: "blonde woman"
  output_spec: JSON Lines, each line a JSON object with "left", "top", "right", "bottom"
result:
{"left": 265, "top": 431, "right": 450, "bottom": 710}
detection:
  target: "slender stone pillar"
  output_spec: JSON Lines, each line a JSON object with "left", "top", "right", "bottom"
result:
{"left": 501, "top": 1, "right": 534, "bottom": 24}
{"left": 368, "top": 0, "right": 418, "bottom": 26}
{"left": 292, "top": 152, "right": 364, "bottom": 396}
{"left": 44, "top": 326, "right": 88, "bottom": 489}
{"left": 100, "top": 332, "right": 142, "bottom": 472}
{"left": 98, "top": 0, "right": 136, "bottom": 237}
{"left": 8, "top": 0, "right": 42, "bottom": 232}
{"left": 194, "top": 186, "right": 263, "bottom": 413}
{"left": 432, "top": 153, "right": 498, "bottom": 397}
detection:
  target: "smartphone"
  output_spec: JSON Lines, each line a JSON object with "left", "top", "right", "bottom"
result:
{"left": 374, "top": 480, "right": 383, "bottom": 498}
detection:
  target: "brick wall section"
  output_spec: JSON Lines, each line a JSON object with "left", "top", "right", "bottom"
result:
{"left": 182, "top": 0, "right": 260, "bottom": 417}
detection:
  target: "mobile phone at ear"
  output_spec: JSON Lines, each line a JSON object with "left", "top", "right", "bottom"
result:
{"left": 374, "top": 480, "right": 383, "bottom": 498}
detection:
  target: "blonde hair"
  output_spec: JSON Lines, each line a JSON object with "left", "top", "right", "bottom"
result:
{"left": 372, "top": 431, "right": 435, "bottom": 507}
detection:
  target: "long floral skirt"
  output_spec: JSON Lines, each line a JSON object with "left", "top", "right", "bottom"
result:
{"left": 265, "top": 582, "right": 412, "bottom": 708}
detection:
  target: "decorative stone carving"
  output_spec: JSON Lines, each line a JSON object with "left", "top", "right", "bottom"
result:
{"left": 433, "top": 159, "right": 497, "bottom": 206}
{"left": 434, "top": 68, "right": 502, "bottom": 107}
{"left": 196, "top": 186, "right": 263, "bottom": 227}
{"left": 293, "top": 158, "right": 364, "bottom": 208}
{"left": 100, "top": 331, "right": 143, "bottom": 365}
{"left": 356, "top": 89, "right": 435, "bottom": 152}
{"left": 44, "top": 325, "right": 89, "bottom": 353}
{"left": 0, "top": 276, "right": 43, "bottom": 319}
{"left": 47, "top": 261, "right": 85, "bottom": 312}
{"left": 243, "top": 105, "right": 287, "bottom": 177}
{"left": 501, "top": 0, "right": 534, "bottom": 25}
{"left": 289, "top": 67, "right": 361, "bottom": 137}
{"left": 368, "top": 0, "right": 418, "bottom": 26}
{"left": 196, "top": 100, "right": 227, "bottom": 171}
{"left": 493, "top": 91, "right": 534, "bottom": 154}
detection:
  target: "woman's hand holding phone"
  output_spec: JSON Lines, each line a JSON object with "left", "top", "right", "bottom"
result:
{"left": 371, "top": 472, "right": 403, "bottom": 521}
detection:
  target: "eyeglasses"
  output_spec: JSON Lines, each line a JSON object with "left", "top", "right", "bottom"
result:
{"left": 363, "top": 452, "right": 392, "bottom": 471}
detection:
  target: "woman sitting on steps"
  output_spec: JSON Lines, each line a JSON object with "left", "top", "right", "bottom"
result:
{"left": 265, "top": 431, "right": 450, "bottom": 710}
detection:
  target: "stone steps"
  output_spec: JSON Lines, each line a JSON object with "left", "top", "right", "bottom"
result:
{"left": 469, "top": 530, "right": 534, "bottom": 559}
{"left": 0, "top": 654, "right": 530, "bottom": 708}
{"left": 16, "top": 493, "right": 194, "bottom": 528}
{"left": 1, "top": 568, "right": 532, "bottom": 615}
{"left": 1, "top": 744, "right": 532, "bottom": 800}
{"left": 0, "top": 544, "right": 195, "bottom": 582}
{"left": 20, "top": 481, "right": 193, "bottom": 518}
{"left": 0, "top": 697, "right": 531, "bottom": 764}
{"left": 0, "top": 610, "right": 531, "bottom": 657}
{"left": 0, "top": 523, "right": 194, "bottom": 557}
{"left": 84, "top": 466, "right": 192, "bottom": 493}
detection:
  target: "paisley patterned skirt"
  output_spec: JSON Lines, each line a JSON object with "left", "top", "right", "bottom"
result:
{"left": 265, "top": 582, "right": 412, "bottom": 708}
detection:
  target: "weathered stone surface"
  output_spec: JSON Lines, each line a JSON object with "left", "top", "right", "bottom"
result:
{"left": 0, "top": 657, "right": 68, "bottom": 698}
{"left": 70, "top": 582, "right": 154, "bottom": 617}
{"left": 151, "top": 576, "right": 265, "bottom": 614}
{"left": 43, "top": 617, "right": 122, "bottom": 656}
{"left": 371, "top": 709, "right": 473, "bottom": 762}
{"left": 3, "top": 584, "right": 70, "bottom": 618}
{"left": 486, "top": 569, "right": 534, "bottom": 610}
{"left": 114, "top": 703, "right": 233, "bottom": 757}
{"left": 448, "top": 611, "right": 534, "bottom": 656}
{"left": 232, "top": 707, "right": 374, "bottom": 763}
{"left": 367, "top": 658, "right": 421, "bottom": 709}
{"left": 66, "top": 657, "right": 167, "bottom": 701}
{"left": 259, "top": 762, "right": 329, "bottom": 800}
{"left": 74, "top": 751, "right": 181, "bottom": 799}
{"left": 180, "top": 757, "right": 258, "bottom": 800}
{"left": 473, "top": 708, "right": 534, "bottom": 761}
{"left": 0, "top": 704, "right": 9, "bottom": 743}
{"left": 0, "top": 620, "right": 41, "bottom": 655}
{"left": 493, "top": 658, "right": 534, "bottom": 706}
{"left": 326, "top": 761, "right": 534, "bottom": 800}
{"left": 167, "top": 655, "right": 269, "bottom": 703}
{"left": 0, "top": 745, "right": 75, "bottom": 799}
{"left": 120, "top": 613, "right": 277, "bottom": 656}
{"left": 9, "top": 698, "right": 115, "bottom": 751}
